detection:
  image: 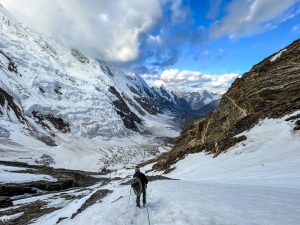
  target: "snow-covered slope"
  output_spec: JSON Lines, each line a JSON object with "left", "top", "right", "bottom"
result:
{"left": 1, "top": 112, "right": 300, "bottom": 225}
{"left": 169, "top": 112, "right": 300, "bottom": 188}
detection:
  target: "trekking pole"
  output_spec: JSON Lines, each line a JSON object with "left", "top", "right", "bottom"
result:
{"left": 146, "top": 207, "right": 151, "bottom": 225}
{"left": 128, "top": 188, "right": 131, "bottom": 205}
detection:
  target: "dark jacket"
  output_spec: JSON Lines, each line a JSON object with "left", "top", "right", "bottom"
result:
{"left": 133, "top": 171, "right": 148, "bottom": 190}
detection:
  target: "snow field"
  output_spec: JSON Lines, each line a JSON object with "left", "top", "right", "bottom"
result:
{"left": 29, "top": 179, "right": 300, "bottom": 225}
{"left": 5, "top": 113, "right": 300, "bottom": 225}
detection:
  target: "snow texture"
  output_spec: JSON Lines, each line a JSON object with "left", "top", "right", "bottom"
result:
{"left": 270, "top": 49, "right": 287, "bottom": 62}
{"left": 0, "top": 212, "right": 24, "bottom": 223}
{"left": 0, "top": 171, "right": 57, "bottom": 184}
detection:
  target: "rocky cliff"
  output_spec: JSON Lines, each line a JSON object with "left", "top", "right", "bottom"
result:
{"left": 153, "top": 39, "right": 300, "bottom": 171}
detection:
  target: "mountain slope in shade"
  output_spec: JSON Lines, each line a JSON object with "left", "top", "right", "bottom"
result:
{"left": 152, "top": 39, "right": 300, "bottom": 171}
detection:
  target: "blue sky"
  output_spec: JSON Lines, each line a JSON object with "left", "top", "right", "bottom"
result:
{"left": 1, "top": 0, "right": 300, "bottom": 93}
{"left": 173, "top": 0, "right": 300, "bottom": 74}
{"left": 139, "top": 0, "right": 300, "bottom": 93}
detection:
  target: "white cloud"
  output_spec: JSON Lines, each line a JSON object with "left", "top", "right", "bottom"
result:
{"left": 205, "top": 73, "right": 238, "bottom": 87}
{"left": 210, "top": 0, "right": 300, "bottom": 38}
{"left": 144, "top": 69, "right": 239, "bottom": 93}
{"left": 99, "top": 14, "right": 108, "bottom": 22}
{"left": 0, "top": 0, "right": 162, "bottom": 62}
{"left": 153, "top": 80, "right": 167, "bottom": 87}
{"left": 147, "top": 34, "right": 162, "bottom": 46}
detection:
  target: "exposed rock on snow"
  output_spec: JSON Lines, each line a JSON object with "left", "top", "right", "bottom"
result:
{"left": 0, "top": 161, "right": 106, "bottom": 197}
{"left": 71, "top": 49, "right": 90, "bottom": 64}
{"left": 0, "top": 88, "right": 27, "bottom": 124}
{"left": 70, "top": 189, "right": 112, "bottom": 219}
{"left": 0, "top": 199, "right": 58, "bottom": 225}
{"left": 32, "top": 111, "right": 70, "bottom": 133}
{"left": 0, "top": 196, "right": 13, "bottom": 208}
{"left": 285, "top": 113, "right": 300, "bottom": 131}
{"left": 109, "top": 86, "right": 142, "bottom": 131}
{"left": 294, "top": 120, "right": 300, "bottom": 130}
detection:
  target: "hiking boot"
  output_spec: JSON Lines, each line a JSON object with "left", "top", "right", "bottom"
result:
{"left": 136, "top": 204, "right": 141, "bottom": 208}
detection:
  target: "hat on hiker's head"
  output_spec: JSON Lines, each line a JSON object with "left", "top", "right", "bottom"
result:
{"left": 135, "top": 166, "right": 140, "bottom": 172}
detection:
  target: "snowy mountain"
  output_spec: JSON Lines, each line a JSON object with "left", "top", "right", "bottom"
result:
{"left": 0, "top": 5, "right": 218, "bottom": 171}
{"left": 0, "top": 5, "right": 168, "bottom": 170}
{"left": 175, "top": 90, "right": 220, "bottom": 110}
{"left": 175, "top": 90, "right": 220, "bottom": 116}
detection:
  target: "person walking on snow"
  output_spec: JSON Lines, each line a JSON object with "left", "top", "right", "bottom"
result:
{"left": 133, "top": 166, "right": 148, "bottom": 207}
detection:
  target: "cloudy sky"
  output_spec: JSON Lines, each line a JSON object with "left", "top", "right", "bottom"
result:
{"left": 1, "top": 0, "right": 300, "bottom": 93}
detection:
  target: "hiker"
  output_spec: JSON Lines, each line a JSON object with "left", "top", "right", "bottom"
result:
{"left": 132, "top": 166, "right": 148, "bottom": 207}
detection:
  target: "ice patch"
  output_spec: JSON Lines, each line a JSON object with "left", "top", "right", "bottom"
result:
{"left": 270, "top": 49, "right": 287, "bottom": 62}
{"left": 0, "top": 212, "right": 24, "bottom": 223}
{"left": 0, "top": 171, "right": 57, "bottom": 184}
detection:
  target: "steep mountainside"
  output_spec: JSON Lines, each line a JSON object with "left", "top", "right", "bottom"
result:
{"left": 153, "top": 39, "right": 300, "bottom": 171}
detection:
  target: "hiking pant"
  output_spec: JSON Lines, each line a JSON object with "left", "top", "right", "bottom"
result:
{"left": 136, "top": 191, "right": 146, "bottom": 206}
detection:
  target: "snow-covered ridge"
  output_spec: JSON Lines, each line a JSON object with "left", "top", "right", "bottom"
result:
{"left": 175, "top": 90, "right": 220, "bottom": 110}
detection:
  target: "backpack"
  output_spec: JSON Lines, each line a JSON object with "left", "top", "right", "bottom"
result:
{"left": 131, "top": 177, "right": 142, "bottom": 196}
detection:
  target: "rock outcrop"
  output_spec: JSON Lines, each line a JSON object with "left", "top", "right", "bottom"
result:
{"left": 0, "top": 161, "right": 107, "bottom": 197}
{"left": 0, "top": 196, "right": 13, "bottom": 208}
{"left": 152, "top": 39, "right": 300, "bottom": 171}
{"left": 109, "top": 86, "right": 142, "bottom": 131}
